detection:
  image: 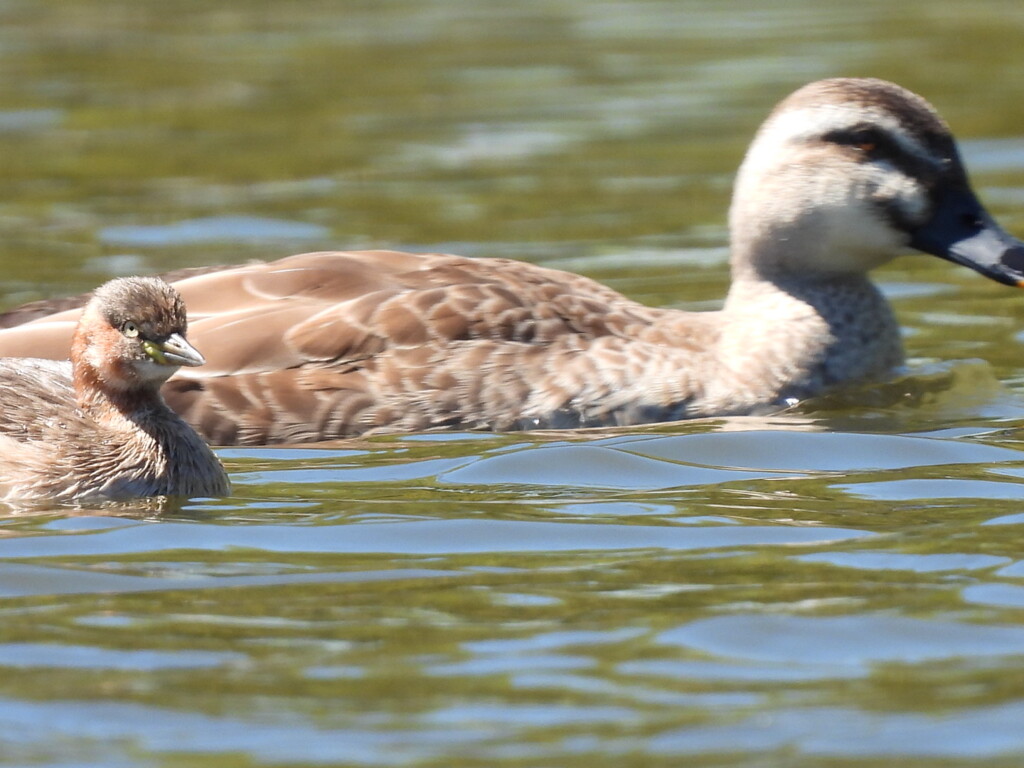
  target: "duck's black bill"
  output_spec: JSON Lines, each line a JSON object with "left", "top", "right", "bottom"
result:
{"left": 908, "top": 186, "right": 1024, "bottom": 287}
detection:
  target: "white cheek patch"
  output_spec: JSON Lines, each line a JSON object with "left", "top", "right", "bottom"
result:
{"left": 828, "top": 200, "right": 905, "bottom": 263}
{"left": 870, "top": 159, "right": 929, "bottom": 224}
{"left": 814, "top": 161, "right": 924, "bottom": 267}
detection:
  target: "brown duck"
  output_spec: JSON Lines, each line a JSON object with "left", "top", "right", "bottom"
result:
{"left": 0, "top": 277, "right": 230, "bottom": 501}
{"left": 1, "top": 78, "right": 1023, "bottom": 446}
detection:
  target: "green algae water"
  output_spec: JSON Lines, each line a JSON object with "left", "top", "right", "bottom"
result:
{"left": 3, "top": 1, "right": 1024, "bottom": 765}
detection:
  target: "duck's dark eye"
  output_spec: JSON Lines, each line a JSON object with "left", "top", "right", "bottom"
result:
{"left": 122, "top": 321, "right": 140, "bottom": 338}
{"left": 825, "top": 127, "right": 886, "bottom": 155}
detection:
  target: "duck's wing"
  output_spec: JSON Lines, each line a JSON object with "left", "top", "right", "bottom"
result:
{"left": 0, "top": 250, "right": 664, "bottom": 444}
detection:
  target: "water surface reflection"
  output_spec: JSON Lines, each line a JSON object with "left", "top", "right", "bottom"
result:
{"left": 2, "top": 0, "right": 1024, "bottom": 766}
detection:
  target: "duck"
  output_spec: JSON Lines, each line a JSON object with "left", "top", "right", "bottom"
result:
{"left": 0, "top": 77, "right": 1022, "bottom": 446}
{"left": 0, "top": 276, "right": 230, "bottom": 501}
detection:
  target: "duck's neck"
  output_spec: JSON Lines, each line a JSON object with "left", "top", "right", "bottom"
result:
{"left": 714, "top": 270, "right": 903, "bottom": 404}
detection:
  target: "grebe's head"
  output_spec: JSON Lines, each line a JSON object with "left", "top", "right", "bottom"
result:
{"left": 72, "top": 276, "right": 204, "bottom": 392}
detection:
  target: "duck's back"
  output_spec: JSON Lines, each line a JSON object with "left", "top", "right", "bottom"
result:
{"left": 167, "top": 251, "right": 713, "bottom": 443}
{"left": 177, "top": 251, "right": 663, "bottom": 367}
{"left": 0, "top": 251, "right": 716, "bottom": 444}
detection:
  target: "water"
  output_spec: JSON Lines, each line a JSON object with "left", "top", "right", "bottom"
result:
{"left": 3, "top": 0, "right": 1024, "bottom": 765}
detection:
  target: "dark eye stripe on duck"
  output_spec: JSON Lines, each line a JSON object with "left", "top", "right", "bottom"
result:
{"left": 821, "top": 125, "right": 923, "bottom": 167}
{"left": 822, "top": 124, "right": 950, "bottom": 187}
{"left": 823, "top": 126, "right": 888, "bottom": 153}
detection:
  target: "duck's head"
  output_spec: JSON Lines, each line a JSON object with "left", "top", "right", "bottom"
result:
{"left": 729, "top": 77, "right": 1024, "bottom": 286}
{"left": 72, "top": 276, "right": 205, "bottom": 393}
